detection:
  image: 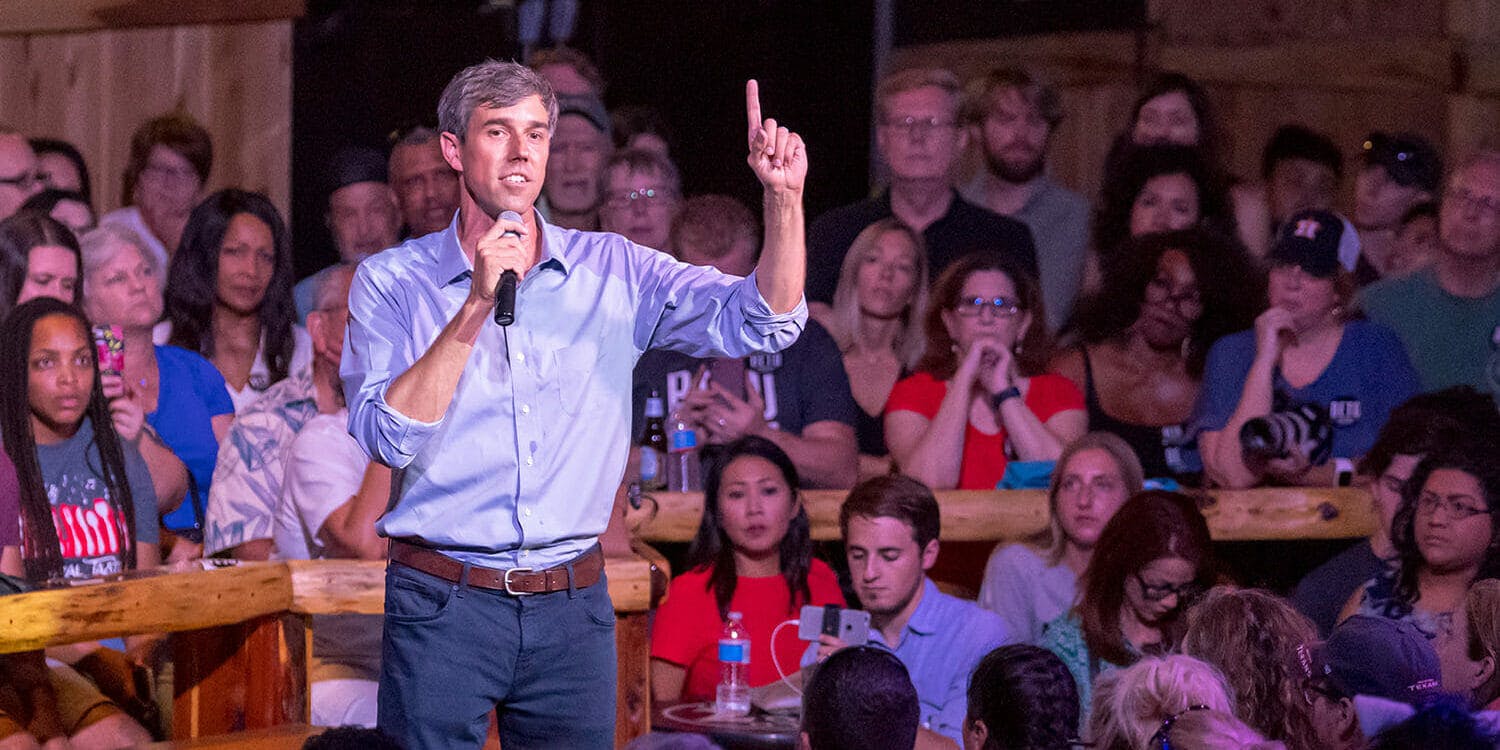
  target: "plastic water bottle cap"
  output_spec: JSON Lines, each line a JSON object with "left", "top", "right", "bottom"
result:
{"left": 728, "top": 611, "right": 743, "bottom": 621}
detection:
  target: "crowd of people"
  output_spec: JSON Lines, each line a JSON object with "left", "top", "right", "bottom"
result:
{"left": 0, "top": 42, "right": 1499, "bottom": 750}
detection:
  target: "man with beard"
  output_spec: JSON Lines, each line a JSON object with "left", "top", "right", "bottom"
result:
{"left": 542, "top": 94, "right": 611, "bottom": 230}
{"left": 806, "top": 68, "right": 1036, "bottom": 305}
{"left": 961, "top": 68, "right": 1089, "bottom": 332}
{"left": 828, "top": 475, "right": 1011, "bottom": 748}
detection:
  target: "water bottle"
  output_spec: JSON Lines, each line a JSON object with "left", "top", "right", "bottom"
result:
{"left": 716, "top": 611, "right": 751, "bottom": 716}
{"left": 665, "top": 406, "right": 702, "bottom": 491}
{"left": 639, "top": 391, "right": 667, "bottom": 491}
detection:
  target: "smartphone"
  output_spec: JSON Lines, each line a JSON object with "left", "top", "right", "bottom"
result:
{"left": 92, "top": 325, "right": 125, "bottom": 377}
{"left": 798, "top": 604, "right": 870, "bottom": 646}
{"left": 707, "top": 357, "right": 748, "bottom": 402}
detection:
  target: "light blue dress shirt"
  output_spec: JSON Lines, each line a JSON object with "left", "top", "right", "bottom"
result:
{"left": 342, "top": 211, "right": 806, "bottom": 569}
{"left": 869, "top": 578, "right": 1012, "bottom": 744}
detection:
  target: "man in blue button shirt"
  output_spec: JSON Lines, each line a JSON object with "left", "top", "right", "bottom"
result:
{"left": 341, "top": 60, "right": 809, "bottom": 749}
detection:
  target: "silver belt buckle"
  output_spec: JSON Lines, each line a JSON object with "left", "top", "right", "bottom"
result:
{"left": 503, "top": 566, "right": 535, "bottom": 596}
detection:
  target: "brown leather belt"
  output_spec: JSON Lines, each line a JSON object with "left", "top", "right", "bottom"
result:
{"left": 388, "top": 541, "right": 603, "bottom": 595}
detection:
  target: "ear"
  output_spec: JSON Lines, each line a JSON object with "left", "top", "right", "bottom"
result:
{"left": 940, "top": 307, "right": 959, "bottom": 344}
{"left": 965, "top": 717, "right": 988, "bottom": 749}
{"left": 1016, "top": 310, "right": 1034, "bottom": 346}
{"left": 1477, "top": 653, "right": 1496, "bottom": 688}
{"left": 1335, "top": 696, "right": 1359, "bottom": 737}
{"left": 439, "top": 131, "right": 465, "bottom": 174}
{"left": 955, "top": 123, "right": 971, "bottom": 152}
{"left": 920, "top": 537, "right": 940, "bottom": 571}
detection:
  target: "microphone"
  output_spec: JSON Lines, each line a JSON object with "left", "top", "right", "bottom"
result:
{"left": 493, "top": 210, "right": 523, "bottom": 326}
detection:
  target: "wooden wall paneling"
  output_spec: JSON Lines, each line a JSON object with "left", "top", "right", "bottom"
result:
{"left": 1150, "top": 0, "right": 1447, "bottom": 44}
{"left": 0, "top": 21, "right": 292, "bottom": 221}
{"left": 0, "top": 0, "right": 303, "bottom": 36}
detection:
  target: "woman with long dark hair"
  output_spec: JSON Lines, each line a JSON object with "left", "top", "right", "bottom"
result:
{"left": 165, "top": 189, "right": 309, "bottom": 413}
{"left": 650, "top": 436, "right": 844, "bottom": 703}
{"left": 0, "top": 297, "right": 157, "bottom": 746}
{"left": 1055, "top": 229, "right": 1261, "bottom": 481}
{"left": 1038, "top": 490, "right": 1216, "bottom": 723}
{"left": 0, "top": 210, "right": 83, "bottom": 317}
{"left": 1342, "top": 438, "right": 1500, "bottom": 654}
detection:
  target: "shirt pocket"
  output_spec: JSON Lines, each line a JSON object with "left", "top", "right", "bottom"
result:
{"left": 549, "top": 341, "right": 599, "bottom": 417}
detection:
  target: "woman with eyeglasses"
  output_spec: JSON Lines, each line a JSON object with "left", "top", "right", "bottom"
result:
{"left": 100, "top": 113, "right": 212, "bottom": 268}
{"left": 1039, "top": 490, "right": 1215, "bottom": 724}
{"left": 1197, "top": 209, "right": 1419, "bottom": 489}
{"left": 1055, "top": 229, "right": 1260, "bottom": 483}
{"left": 1340, "top": 437, "right": 1500, "bottom": 652}
{"left": 1087, "top": 654, "right": 1235, "bottom": 750}
{"left": 885, "top": 253, "right": 1085, "bottom": 491}
{"left": 978, "top": 433, "right": 1144, "bottom": 644}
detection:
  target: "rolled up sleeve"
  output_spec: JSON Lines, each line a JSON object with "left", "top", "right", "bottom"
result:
{"left": 340, "top": 263, "right": 445, "bottom": 468}
{"left": 633, "top": 244, "right": 807, "bottom": 358}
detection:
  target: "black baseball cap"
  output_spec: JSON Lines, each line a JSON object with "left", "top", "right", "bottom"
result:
{"left": 1270, "top": 209, "right": 1345, "bottom": 278}
{"left": 557, "top": 94, "right": 612, "bottom": 138}
{"left": 324, "top": 145, "right": 388, "bottom": 200}
{"left": 1361, "top": 132, "right": 1442, "bottom": 194}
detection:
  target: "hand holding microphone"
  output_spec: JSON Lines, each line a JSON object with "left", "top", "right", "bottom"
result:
{"left": 474, "top": 209, "right": 527, "bottom": 326}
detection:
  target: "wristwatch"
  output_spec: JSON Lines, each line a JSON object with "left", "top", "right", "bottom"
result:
{"left": 1334, "top": 457, "right": 1355, "bottom": 487}
{"left": 989, "top": 386, "right": 1022, "bottom": 411}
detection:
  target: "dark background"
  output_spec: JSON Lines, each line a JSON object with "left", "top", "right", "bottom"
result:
{"left": 291, "top": 0, "right": 877, "bottom": 279}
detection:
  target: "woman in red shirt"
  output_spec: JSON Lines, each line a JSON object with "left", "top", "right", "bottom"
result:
{"left": 886, "top": 254, "right": 1086, "bottom": 490}
{"left": 651, "top": 436, "right": 845, "bottom": 703}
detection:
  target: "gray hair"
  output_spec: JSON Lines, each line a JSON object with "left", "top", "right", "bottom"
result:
{"left": 78, "top": 223, "right": 159, "bottom": 298}
{"left": 391, "top": 125, "right": 441, "bottom": 150}
{"left": 438, "top": 60, "right": 558, "bottom": 142}
{"left": 312, "top": 263, "right": 357, "bottom": 312}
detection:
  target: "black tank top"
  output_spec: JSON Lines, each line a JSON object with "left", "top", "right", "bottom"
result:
{"left": 1081, "top": 349, "right": 1192, "bottom": 480}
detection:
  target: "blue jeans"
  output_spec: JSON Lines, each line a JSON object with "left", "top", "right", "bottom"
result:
{"left": 376, "top": 555, "right": 617, "bottom": 749}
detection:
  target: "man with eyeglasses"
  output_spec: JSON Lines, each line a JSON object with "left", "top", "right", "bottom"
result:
{"left": 599, "top": 146, "right": 679, "bottom": 250}
{"left": 806, "top": 68, "right": 1037, "bottom": 305}
{"left": 0, "top": 129, "right": 41, "bottom": 220}
{"left": 1360, "top": 150, "right": 1500, "bottom": 397}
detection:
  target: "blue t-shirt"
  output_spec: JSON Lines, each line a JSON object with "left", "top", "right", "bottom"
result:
{"left": 148, "top": 345, "right": 234, "bottom": 530}
{"left": 1193, "top": 319, "right": 1419, "bottom": 461}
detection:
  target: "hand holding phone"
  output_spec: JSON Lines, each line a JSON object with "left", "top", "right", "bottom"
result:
{"left": 798, "top": 605, "right": 870, "bottom": 647}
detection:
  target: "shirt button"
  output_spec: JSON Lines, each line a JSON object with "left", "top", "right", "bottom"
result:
{"left": 517, "top": 352, "right": 526, "bottom": 363}
{"left": 521, "top": 404, "right": 530, "bottom": 415}
{"left": 525, "top": 457, "right": 534, "bottom": 466}
{"left": 524, "top": 508, "right": 533, "bottom": 517}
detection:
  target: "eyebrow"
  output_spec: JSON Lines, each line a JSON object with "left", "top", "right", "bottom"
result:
{"left": 479, "top": 116, "right": 550, "bottom": 131}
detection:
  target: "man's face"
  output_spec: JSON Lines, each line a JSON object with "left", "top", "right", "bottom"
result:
{"left": 876, "top": 86, "right": 966, "bottom": 182}
{"left": 844, "top": 514, "right": 936, "bottom": 617}
{"left": 0, "top": 134, "right": 41, "bottom": 220}
{"left": 599, "top": 164, "right": 679, "bottom": 250}
{"left": 1355, "top": 165, "right": 1426, "bottom": 230}
{"left": 389, "top": 139, "right": 461, "bottom": 236}
{"left": 1267, "top": 157, "right": 1339, "bottom": 224}
{"left": 1440, "top": 160, "right": 1500, "bottom": 261}
{"left": 327, "top": 181, "right": 400, "bottom": 262}
{"left": 441, "top": 96, "right": 551, "bottom": 220}
{"left": 544, "top": 114, "right": 609, "bottom": 216}
{"left": 307, "top": 267, "right": 355, "bottom": 369}
{"left": 976, "top": 87, "right": 1049, "bottom": 184}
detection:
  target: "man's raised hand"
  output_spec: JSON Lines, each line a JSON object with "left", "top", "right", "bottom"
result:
{"left": 746, "top": 79, "right": 807, "bottom": 194}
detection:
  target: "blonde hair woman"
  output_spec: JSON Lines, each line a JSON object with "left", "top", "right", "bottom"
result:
{"left": 810, "top": 218, "right": 929, "bottom": 480}
{"left": 1088, "top": 654, "right": 1235, "bottom": 750}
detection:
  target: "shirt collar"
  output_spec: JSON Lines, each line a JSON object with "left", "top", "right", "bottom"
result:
{"left": 430, "top": 207, "right": 572, "bottom": 289}
{"left": 903, "top": 577, "right": 942, "bottom": 636}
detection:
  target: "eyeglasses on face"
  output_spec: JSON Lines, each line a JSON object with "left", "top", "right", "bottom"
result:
{"left": 879, "top": 115, "right": 958, "bottom": 137}
{"left": 1300, "top": 678, "right": 1344, "bottom": 708}
{"left": 1415, "top": 491, "right": 1492, "bottom": 520}
{"left": 1149, "top": 704, "right": 1210, "bottom": 749}
{"left": 952, "top": 296, "right": 1022, "bottom": 318}
{"left": 1132, "top": 571, "right": 1202, "bottom": 602}
{"left": 604, "top": 187, "right": 675, "bottom": 211}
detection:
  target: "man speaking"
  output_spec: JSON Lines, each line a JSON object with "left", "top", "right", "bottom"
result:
{"left": 341, "top": 60, "right": 808, "bottom": 748}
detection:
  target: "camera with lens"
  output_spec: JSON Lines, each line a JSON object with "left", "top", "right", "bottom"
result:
{"left": 1239, "top": 403, "right": 1332, "bottom": 466}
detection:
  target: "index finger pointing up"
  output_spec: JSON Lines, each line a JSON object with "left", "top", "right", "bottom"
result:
{"left": 746, "top": 79, "right": 763, "bottom": 147}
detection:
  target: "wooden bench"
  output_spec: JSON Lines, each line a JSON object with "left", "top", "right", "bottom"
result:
{"left": 626, "top": 487, "right": 1377, "bottom": 543}
{"left": 0, "top": 552, "right": 667, "bottom": 748}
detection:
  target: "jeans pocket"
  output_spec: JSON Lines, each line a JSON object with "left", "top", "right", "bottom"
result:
{"left": 581, "top": 573, "right": 616, "bottom": 628}
{"left": 384, "top": 565, "right": 456, "bottom": 624}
